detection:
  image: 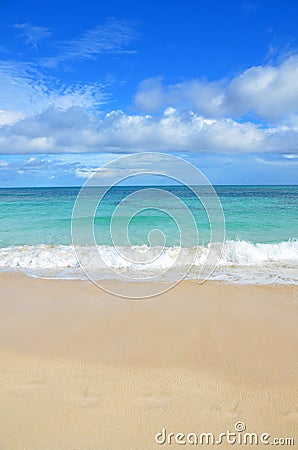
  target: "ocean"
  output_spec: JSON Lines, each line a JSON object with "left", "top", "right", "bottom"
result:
{"left": 0, "top": 185, "right": 297, "bottom": 285}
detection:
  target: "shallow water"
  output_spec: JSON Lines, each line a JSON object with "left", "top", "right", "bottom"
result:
{"left": 0, "top": 185, "right": 297, "bottom": 284}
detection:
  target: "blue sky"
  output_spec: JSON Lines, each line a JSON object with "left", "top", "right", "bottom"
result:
{"left": 0, "top": 0, "right": 298, "bottom": 186}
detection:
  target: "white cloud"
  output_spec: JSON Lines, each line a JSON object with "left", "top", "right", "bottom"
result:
{"left": 224, "top": 55, "right": 298, "bottom": 120}
{"left": 75, "top": 167, "right": 102, "bottom": 179}
{"left": 134, "top": 77, "right": 224, "bottom": 116}
{"left": 0, "top": 154, "right": 129, "bottom": 183}
{"left": 0, "top": 109, "right": 23, "bottom": 125}
{"left": 283, "top": 153, "right": 298, "bottom": 159}
{"left": 255, "top": 156, "right": 298, "bottom": 166}
{"left": 13, "top": 23, "right": 52, "bottom": 49}
{"left": 75, "top": 167, "right": 134, "bottom": 179}
{"left": 0, "top": 53, "right": 298, "bottom": 156}
{"left": 42, "top": 18, "right": 137, "bottom": 67}
{"left": 0, "top": 106, "right": 297, "bottom": 155}
{"left": 0, "top": 155, "right": 82, "bottom": 179}
{"left": 0, "top": 61, "right": 106, "bottom": 128}
{"left": 134, "top": 54, "right": 298, "bottom": 122}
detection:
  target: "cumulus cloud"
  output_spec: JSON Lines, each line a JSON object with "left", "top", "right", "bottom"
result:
{"left": 134, "top": 77, "right": 224, "bottom": 116}
{"left": 134, "top": 54, "right": 298, "bottom": 122}
{"left": 224, "top": 56, "right": 298, "bottom": 120}
{"left": 1, "top": 106, "right": 298, "bottom": 154}
{"left": 0, "top": 53, "right": 298, "bottom": 155}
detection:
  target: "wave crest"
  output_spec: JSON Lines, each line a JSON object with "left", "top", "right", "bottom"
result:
{"left": 0, "top": 240, "right": 297, "bottom": 284}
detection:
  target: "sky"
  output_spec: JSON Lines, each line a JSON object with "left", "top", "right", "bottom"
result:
{"left": 0, "top": 0, "right": 298, "bottom": 186}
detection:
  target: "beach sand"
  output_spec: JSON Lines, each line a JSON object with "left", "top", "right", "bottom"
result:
{"left": 0, "top": 275, "right": 297, "bottom": 449}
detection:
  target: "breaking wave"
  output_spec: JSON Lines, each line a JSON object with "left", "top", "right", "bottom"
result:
{"left": 0, "top": 239, "right": 297, "bottom": 285}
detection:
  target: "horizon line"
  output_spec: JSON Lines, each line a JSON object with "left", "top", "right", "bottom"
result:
{"left": 1, "top": 184, "right": 298, "bottom": 189}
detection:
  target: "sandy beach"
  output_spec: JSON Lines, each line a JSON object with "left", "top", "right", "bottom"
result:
{"left": 1, "top": 0, "right": 298, "bottom": 447}
{"left": 0, "top": 275, "right": 296, "bottom": 449}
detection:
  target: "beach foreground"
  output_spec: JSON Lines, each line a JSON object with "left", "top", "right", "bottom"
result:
{"left": 0, "top": 275, "right": 297, "bottom": 449}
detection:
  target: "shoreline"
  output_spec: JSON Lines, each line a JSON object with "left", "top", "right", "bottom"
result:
{"left": 0, "top": 275, "right": 297, "bottom": 448}
{"left": 1, "top": 267, "right": 298, "bottom": 287}
{"left": 0, "top": 238, "right": 298, "bottom": 287}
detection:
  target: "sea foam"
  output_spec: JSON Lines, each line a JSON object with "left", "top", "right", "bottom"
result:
{"left": 0, "top": 239, "right": 297, "bottom": 284}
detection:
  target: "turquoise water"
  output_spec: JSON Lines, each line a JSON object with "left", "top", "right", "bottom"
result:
{"left": 0, "top": 185, "right": 297, "bottom": 246}
{"left": 0, "top": 185, "right": 297, "bottom": 284}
